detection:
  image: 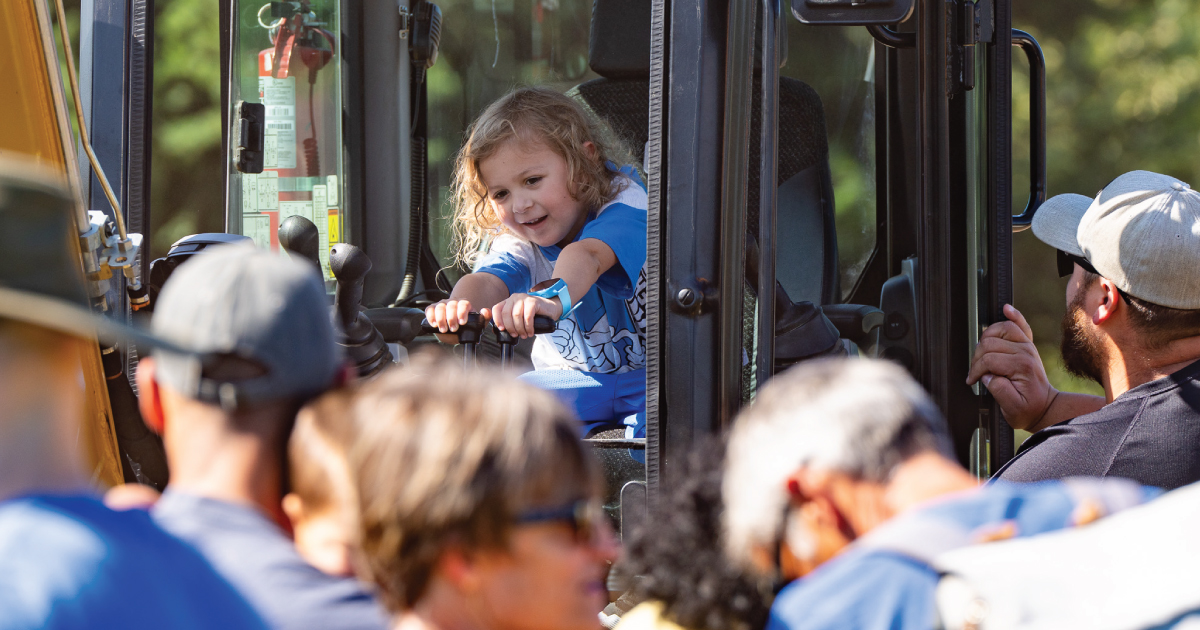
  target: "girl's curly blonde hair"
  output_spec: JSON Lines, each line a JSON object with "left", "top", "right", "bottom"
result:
{"left": 450, "top": 86, "right": 622, "bottom": 268}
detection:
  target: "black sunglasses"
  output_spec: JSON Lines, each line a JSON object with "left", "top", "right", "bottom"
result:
{"left": 1057, "top": 250, "right": 1130, "bottom": 302}
{"left": 1056, "top": 250, "right": 1098, "bottom": 278}
{"left": 516, "top": 499, "right": 604, "bottom": 544}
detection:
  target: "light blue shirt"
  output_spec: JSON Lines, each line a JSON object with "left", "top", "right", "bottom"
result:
{"left": 0, "top": 494, "right": 266, "bottom": 630}
{"left": 768, "top": 479, "right": 1160, "bottom": 630}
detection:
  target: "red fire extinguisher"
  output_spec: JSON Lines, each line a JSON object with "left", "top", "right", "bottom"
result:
{"left": 254, "top": 3, "right": 339, "bottom": 264}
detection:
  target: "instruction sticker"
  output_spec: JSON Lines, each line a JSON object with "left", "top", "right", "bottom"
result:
{"left": 312, "top": 185, "right": 331, "bottom": 276}
{"left": 241, "top": 173, "right": 258, "bottom": 214}
{"left": 279, "top": 201, "right": 312, "bottom": 224}
{"left": 256, "top": 172, "right": 279, "bottom": 211}
{"left": 325, "top": 175, "right": 338, "bottom": 207}
{"left": 259, "top": 76, "right": 297, "bottom": 170}
{"left": 244, "top": 213, "right": 272, "bottom": 250}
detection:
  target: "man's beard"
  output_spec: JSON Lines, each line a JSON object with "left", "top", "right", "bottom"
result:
{"left": 1060, "top": 292, "right": 1107, "bottom": 384}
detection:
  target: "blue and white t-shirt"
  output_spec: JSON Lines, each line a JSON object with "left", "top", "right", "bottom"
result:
{"left": 477, "top": 165, "right": 647, "bottom": 375}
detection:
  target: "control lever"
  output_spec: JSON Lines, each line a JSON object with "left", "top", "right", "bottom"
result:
{"left": 419, "top": 314, "right": 555, "bottom": 369}
{"left": 491, "top": 316, "right": 556, "bottom": 368}
{"left": 361, "top": 307, "right": 427, "bottom": 345}
{"left": 329, "top": 243, "right": 392, "bottom": 377}
{"left": 278, "top": 215, "right": 322, "bottom": 271}
{"left": 420, "top": 312, "right": 486, "bottom": 368}
{"left": 822, "top": 303, "right": 884, "bottom": 345}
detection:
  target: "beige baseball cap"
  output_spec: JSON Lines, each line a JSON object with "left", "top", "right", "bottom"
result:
{"left": 1032, "top": 170, "right": 1200, "bottom": 310}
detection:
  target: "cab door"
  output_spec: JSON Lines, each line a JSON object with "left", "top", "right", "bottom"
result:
{"left": 646, "top": 0, "right": 1026, "bottom": 485}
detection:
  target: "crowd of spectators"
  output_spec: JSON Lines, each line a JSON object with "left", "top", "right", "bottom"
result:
{"left": 4, "top": 162, "right": 1200, "bottom": 630}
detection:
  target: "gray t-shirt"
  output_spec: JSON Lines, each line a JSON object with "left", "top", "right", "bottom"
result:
{"left": 153, "top": 491, "right": 388, "bottom": 630}
{"left": 994, "top": 358, "right": 1200, "bottom": 490}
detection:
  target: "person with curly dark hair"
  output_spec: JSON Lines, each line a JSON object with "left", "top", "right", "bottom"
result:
{"left": 616, "top": 438, "right": 773, "bottom": 630}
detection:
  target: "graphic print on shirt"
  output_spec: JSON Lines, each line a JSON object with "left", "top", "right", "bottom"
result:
{"left": 548, "top": 267, "right": 647, "bottom": 373}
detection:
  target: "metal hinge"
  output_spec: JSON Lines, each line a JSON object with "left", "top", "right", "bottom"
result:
{"left": 949, "top": 0, "right": 993, "bottom": 94}
{"left": 399, "top": 5, "right": 412, "bottom": 39}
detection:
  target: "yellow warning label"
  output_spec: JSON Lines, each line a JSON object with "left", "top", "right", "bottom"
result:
{"left": 328, "top": 209, "right": 340, "bottom": 244}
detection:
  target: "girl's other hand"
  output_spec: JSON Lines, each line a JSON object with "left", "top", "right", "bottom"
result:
{"left": 489, "top": 293, "right": 562, "bottom": 339}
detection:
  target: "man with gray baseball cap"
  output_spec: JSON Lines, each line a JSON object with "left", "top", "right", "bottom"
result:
{"left": 139, "top": 244, "right": 388, "bottom": 629}
{"left": 968, "top": 170, "right": 1200, "bottom": 489}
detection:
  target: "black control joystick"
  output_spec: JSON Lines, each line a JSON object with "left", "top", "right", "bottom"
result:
{"left": 421, "top": 312, "right": 486, "bottom": 368}
{"left": 329, "top": 242, "right": 393, "bottom": 377}
{"left": 490, "top": 316, "right": 556, "bottom": 368}
{"left": 278, "top": 215, "right": 322, "bottom": 272}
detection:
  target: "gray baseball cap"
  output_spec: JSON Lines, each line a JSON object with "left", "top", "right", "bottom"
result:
{"left": 151, "top": 244, "right": 341, "bottom": 410}
{"left": 1032, "top": 170, "right": 1200, "bottom": 310}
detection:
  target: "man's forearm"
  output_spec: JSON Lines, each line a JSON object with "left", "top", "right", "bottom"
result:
{"left": 1027, "top": 391, "right": 1107, "bottom": 433}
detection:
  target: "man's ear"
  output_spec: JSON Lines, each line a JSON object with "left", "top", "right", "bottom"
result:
{"left": 1094, "top": 277, "right": 1123, "bottom": 325}
{"left": 788, "top": 468, "right": 857, "bottom": 541}
{"left": 786, "top": 467, "right": 830, "bottom": 504}
{"left": 135, "top": 357, "right": 166, "bottom": 435}
{"left": 281, "top": 492, "right": 305, "bottom": 528}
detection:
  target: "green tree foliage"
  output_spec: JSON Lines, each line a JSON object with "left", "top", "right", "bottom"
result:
{"left": 150, "top": 0, "right": 223, "bottom": 257}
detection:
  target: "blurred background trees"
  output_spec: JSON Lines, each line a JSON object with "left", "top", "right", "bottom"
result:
{"left": 135, "top": 0, "right": 1200, "bottom": 397}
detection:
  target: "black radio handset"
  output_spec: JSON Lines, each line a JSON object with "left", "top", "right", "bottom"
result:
{"left": 409, "top": 0, "right": 442, "bottom": 84}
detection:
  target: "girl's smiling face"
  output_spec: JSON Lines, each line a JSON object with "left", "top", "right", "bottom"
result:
{"left": 479, "top": 139, "right": 593, "bottom": 248}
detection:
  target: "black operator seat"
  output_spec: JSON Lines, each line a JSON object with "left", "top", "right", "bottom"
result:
{"left": 572, "top": 0, "right": 840, "bottom": 308}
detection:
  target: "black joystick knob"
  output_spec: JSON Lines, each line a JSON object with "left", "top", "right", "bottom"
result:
{"left": 490, "top": 316, "right": 556, "bottom": 368}
{"left": 278, "top": 215, "right": 322, "bottom": 272}
{"left": 330, "top": 243, "right": 372, "bottom": 334}
{"left": 329, "top": 242, "right": 392, "bottom": 377}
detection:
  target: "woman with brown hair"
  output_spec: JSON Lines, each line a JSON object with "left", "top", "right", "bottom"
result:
{"left": 350, "top": 356, "right": 618, "bottom": 630}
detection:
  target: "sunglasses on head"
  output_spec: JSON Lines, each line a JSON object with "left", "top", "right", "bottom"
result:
{"left": 515, "top": 499, "right": 604, "bottom": 544}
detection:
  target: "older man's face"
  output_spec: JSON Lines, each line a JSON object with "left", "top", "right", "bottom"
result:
{"left": 777, "top": 470, "right": 862, "bottom": 580}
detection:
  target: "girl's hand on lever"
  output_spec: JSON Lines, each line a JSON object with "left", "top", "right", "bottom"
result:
{"left": 425, "top": 299, "right": 475, "bottom": 345}
{"left": 488, "top": 294, "right": 562, "bottom": 339}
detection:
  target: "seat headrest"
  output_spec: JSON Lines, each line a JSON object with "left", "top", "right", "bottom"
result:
{"left": 589, "top": 0, "right": 651, "bottom": 80}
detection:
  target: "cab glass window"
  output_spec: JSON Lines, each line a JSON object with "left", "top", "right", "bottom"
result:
{"left": 226, "top": 0, "right": 345, "bottom": 285}
{"left": 782, "top": 23, "right": 878, "bottom": 300}
{"left": 426, "top": 0, "right": 598, "bottom": 280}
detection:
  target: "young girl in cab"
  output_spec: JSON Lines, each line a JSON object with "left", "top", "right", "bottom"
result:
{"left": 425, "top": 86, "right": 648, "bottom": 437}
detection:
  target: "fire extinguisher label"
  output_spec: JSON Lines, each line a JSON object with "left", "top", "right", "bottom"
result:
{"left": 259, "top": 76, "right": 298, "bottom": 170}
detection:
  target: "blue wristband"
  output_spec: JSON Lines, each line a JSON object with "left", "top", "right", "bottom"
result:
{"left": 529, "top": 279, "right": 576, "bottom": 321}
